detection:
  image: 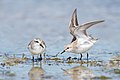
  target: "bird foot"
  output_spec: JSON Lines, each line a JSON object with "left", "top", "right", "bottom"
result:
{"left": 38, "top": 57, "right": 42, "bottom": 61}
{"left": 78, "top": 58, "right": 82, "bottom": 61}
{"left": 31, "top": 59, "right": 34, "bottom": 62}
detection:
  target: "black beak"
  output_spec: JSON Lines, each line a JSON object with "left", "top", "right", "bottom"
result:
{"left": 60, "top": 50, "right": 65, "bottom": 54}
{"left": 55, "top": 50, "right": 66, "bottom": 57}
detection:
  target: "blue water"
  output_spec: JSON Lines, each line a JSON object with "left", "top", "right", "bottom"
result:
{"left": 0, "top": 0, "right": 120, "bottom": 54}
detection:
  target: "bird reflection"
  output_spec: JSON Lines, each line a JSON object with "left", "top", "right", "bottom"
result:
{"left": 63, "top": 66, "right": 94, "bottom": 80}
{"left": 28, "top": 63, "right": 45, "bottom": 80}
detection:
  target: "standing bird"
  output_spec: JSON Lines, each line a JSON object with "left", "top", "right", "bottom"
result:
{"left": 59, "top": 9, "right": 104, "bottom": 60}
{"left": 28, "top": 38, "right": 46, "bottom": 61}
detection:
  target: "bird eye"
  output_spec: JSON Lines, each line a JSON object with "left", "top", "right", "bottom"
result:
{"left": 34, "top": 41, "right": 39, "bottom": 43}
{"left": 67, "top": 47, "right": 69, "bottom": 49}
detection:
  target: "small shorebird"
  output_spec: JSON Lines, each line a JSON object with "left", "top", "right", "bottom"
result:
{"left": 28, "top": 38, "right": 46, "bottom": 61}
{"left": 58, "top": 9, "right": 104, "bottom": 60}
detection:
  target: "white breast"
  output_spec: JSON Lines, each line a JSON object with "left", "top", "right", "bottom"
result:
{"left": 74, "top": 39, "right": 94, "bottom": 53}
{"left": 29, "top": 43, "right": 45, "bottom": 55}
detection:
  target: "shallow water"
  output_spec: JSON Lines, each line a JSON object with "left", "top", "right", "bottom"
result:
{"left": 0, "top": 0, "right": 120, "bottom": 80}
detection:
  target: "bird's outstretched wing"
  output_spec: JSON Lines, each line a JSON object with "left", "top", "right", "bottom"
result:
{"left": 74, "top": 20, "right": 104, "bottom": 38}
{"left": 69, "top": 8, "right": 79, "bottom": 42}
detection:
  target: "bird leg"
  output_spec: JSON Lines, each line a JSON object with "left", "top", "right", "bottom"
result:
{"left": 78, "top": 53, "right": 82, "bottom": 61}
{"left": 87, "top": 53, "right": 89, "bottom": 66}
{"left": 32, "top": 55, "right": 34, "bottom": 62}
{"left": 80, "top": 53, "right": 82, "bottom": 60}
{"left": 39, "top": 54, "right": 42, "bottom": 61}
{"left": 87, "top": 52, "right": 89, "bottom": 60}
